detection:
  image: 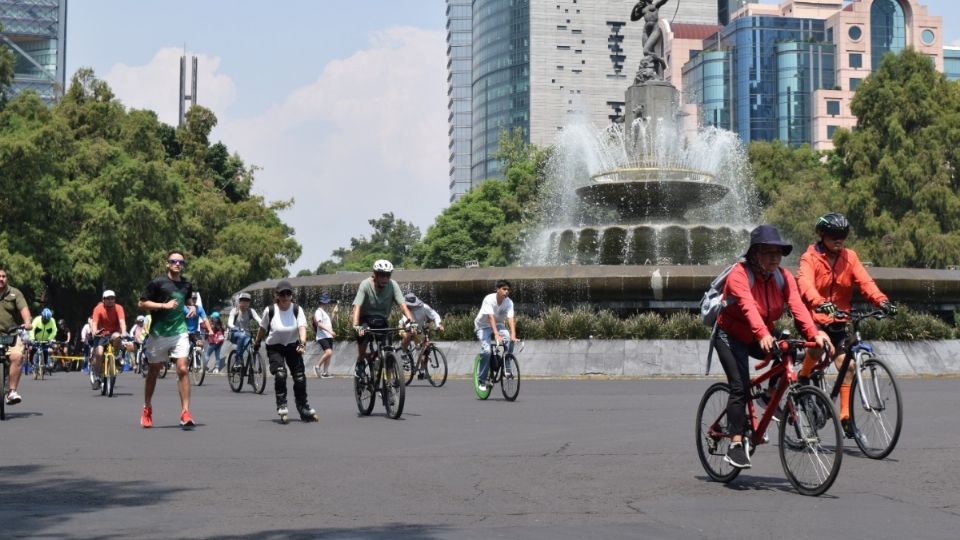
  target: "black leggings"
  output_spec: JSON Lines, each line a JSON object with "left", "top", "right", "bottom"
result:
{"left": 714, "top": 331, "right": 765, "bottom": 437}
{"left": 266, "top": 344, "right": 307, "bottom": 408}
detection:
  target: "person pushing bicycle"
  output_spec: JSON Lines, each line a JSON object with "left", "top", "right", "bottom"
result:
{"left": 713, "top": 225, "right": 831, "bottom": 470}
{"left": 351, "top": 260, "right": 416, "bottom": 376}
{"left": 399, "top": 293, "right": 443, "bottom": 380}
{"left": 474, "top": 279, "right": 518, "bottom": 393}
{"left": 795, "top": 212, "right": 897, "bottom": 438}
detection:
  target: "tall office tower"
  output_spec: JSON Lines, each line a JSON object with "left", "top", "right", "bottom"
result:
{"left": 447, "top": 0, "right": 473, "bottom": 202}
{"left": 718, "top": 0, "right": 751, "bottom": 26}
{"left": 0, "top": 0, "right": 67, "bottom": 104}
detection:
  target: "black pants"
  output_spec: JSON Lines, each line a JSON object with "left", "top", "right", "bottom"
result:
{"left": 714, "top": 330, "right": 765, "bottom": 436}
{"left": 266, "top": 343, "right": 308, "bottom": 409}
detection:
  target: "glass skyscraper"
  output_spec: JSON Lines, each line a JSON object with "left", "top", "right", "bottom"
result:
{"left": 0, "top": 0, "right": 67, "bottom": 104}
{"left": 447, "top": 0, "right": 473, "bottom": 202}
{"left": 945, "top": 47, "right": 960, "bottom": 81}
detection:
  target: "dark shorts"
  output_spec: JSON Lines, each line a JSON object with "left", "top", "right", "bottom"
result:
{"left": 818, "top": 323, "right": 848, "bottom": 351}
{"left": 92, "top": 335, "right": 111, "bottom": 348}
{"left": 359, "top": 315, "right": 388, "bottom": 346}
{"left": 316, "top": 338, "right": 334, "bottom": 351}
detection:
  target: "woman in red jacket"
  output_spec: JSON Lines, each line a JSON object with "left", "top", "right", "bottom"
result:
{"left": 796, "top": 213, "right": 896, "bottom": 437}
{"left": 715, "top": 224, "right": 832, "bottom": 469}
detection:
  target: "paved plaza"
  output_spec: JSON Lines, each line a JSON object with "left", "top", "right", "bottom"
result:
{"left": 1, "top": 371, "right": 958, "bottom": 539}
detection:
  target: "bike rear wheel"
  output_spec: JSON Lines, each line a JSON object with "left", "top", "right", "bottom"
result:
{"left": 500, "top": 354, "right": 520, "bottom": 401}
{"left": 779, "top": 385, "right": 843, "bottom": 496}
{"left": 402, "top": 350, "right": 415, "bottom": 386}
{"left": 382, "top": 353, "right": 405, "bottom": 419}
{"left": 695, "top": 382, "right": 741, "bottom": 483}
{"left": 189, "top": 348, "right": 206, "bottom": 386}
{"left": 226, "top": 351, "right": 243, "bottom": 392}
{"left": 251, "top": 351, "right": 267, "bottom": 394}
{"left": 354, "top": 359, "right": 375, "bottom": 415}
{"left": 849, "top": 355, "right": 902, "bottom": 459}
{"left": 472, "top": 355, "right": 492, "bottom": 400}
{"left": 158, "top": 360, "right": 168, "bottom": 379}
{"left": 425, "top": 345, "right": 448, "bottom": 388}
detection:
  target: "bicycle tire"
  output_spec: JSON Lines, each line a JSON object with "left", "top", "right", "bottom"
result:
{"left": 849, "top": 355, "right": 902, "bottom": 460}
{"left": 695, "top": 382, "right": 741, "bottom": 483}
{"left": 138, "top": 349, "right": 148, "bottom": 378}
{"left": 190, "top": 348, "right": 206, "bottom": 386}
{"left": 472, "top": 355, "right": 491, "bottom": 400}
{"left": 500, "top": 353, "right": 520, "bottom": 401}
{"left": 158, "top": 360, "right": 168, "bottom": 379}
{"left": 37, "top": 350, "right": 45, "bottom": 380}
{"left": 354, "top": 358, "right": 375, "bottom": 415}
{"left": 107, "top": 375, "right": 116, "bottom": 397}
{"left": 779, "top": 385, "right": 843, "bottom": 496}
{"left": 382, "top": 353, "right": 405, "bottom": 419}
{"left": 426, "top": 345, "right": 448, "bottom": 388}
{"left": 1, "top": 360, "right": 8, "bottom": 420}
{"left": 251, "top": 351, "right": 267, "bottom": 394}
{"left": 226, "top": 351, "right": 243, "bottom": 392}
{"left": 402, "top": 350, "right": 415, "bottom": 386}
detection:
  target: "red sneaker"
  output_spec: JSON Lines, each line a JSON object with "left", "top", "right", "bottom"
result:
{"left": 179, "top": 409, "right": 195, "bottom": 427}
{"left": 140, "top": 406, "right": 153, "bottom": 429}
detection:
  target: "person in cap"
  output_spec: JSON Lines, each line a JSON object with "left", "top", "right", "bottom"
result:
{"left": 138, "top": 249, "right": 197, "bottom": 428}
{"left": 227, "top": 291, "right": 262, "bottom": 363}
{"left": 90, "top": 289, "right": 131, "bottom": 387}
{"left": 205, "top": 312, "right": 226, "bottom": 373}
{"left": 351, "top": 259, "right": 416, "bottom": 378}
{"left": 312, "top": 293, "right": 337, "bottom": 378}
{"left": 714, "top": 224, "right": 832, "bottom": 470}
{"left": 254, "top": 280, "right": 317, "bottom": 422}
{"left": 399, "top": 293, "right": 444, "bottom": 380}
{"left": 55, "top": 318, "right": 71, "bottom": 357}
{"left": 130, "top": 315, "right": 147, "bottom": 344}
{"left": 796, "top": 212, "right": 897, "bottom": 438}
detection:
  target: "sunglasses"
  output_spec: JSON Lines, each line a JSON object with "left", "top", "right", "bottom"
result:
{"left": 278, "top": 291, "right": 294, "bottom": 297}
{"left": 168, "top": 259, "right": 187, "bottom": 266}
{"left": 374, "top": 272, "right": 392, "bottom": 278}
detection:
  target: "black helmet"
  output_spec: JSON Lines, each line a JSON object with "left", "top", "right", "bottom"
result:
{"left": 816, "top": 212, "right": 850, "bottom": 238}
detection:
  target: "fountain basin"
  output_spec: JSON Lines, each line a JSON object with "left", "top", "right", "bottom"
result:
{"left": 576, "top": 167, "right": 729, "bottom": 221}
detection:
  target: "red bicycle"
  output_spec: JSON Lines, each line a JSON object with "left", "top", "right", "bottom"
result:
{"left": 696, "top": 332, "right": 844, "bottom": 496}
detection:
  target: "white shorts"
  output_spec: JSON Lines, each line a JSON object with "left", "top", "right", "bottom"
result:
{"left": 145, "top": 333, "right": 190, "bottom": 363}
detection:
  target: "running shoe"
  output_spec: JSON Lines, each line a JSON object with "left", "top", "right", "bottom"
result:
{"left": 179, "top": 410, "right": 195, "bottom": 427}
{"left": 140, "top": 406, "right": 153, "bottom": 428}
{"left": 5, "top": 390, "right": 22, "bottom": 405}
{"left": 724, "top": 442, "right": 751, "bottom": 469}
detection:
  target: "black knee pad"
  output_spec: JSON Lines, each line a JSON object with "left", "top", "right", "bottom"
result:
{"left": 272, "top": 366, "right": 287, "bottom": 380}
{"left": 292, "top": 370, "right": 306, "bottom": 384}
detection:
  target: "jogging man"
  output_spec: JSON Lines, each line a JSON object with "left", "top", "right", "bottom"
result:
{"left": 1, "top": 266, "right": 32, "bottom": 405}
{"left": 474, "top": 280, "right": 518, "bottom": 392}
{"left": 351, "top": 260, "right": 415, "bottom": 374}
{"left": 138, "top": 250, "right": 197, "bottom": 428}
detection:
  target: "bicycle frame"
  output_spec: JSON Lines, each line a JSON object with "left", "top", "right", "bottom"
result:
{"left": 807, "top": 310, "right": 887, "bottom": 414}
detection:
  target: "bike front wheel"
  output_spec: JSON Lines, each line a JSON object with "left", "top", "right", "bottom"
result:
{"left": 500, "top": 354, "right": 520, "bottom": 401}
{"left": 425, "top": 345, "right": 448, "bottom": 388}
{"left": 402, "top": 351, "right": 415, "bottom": 386}
{"left": 779, "top": 385, "right": 843, "bottom": 496}
{"left": 226, "top": 351, "right": 243, "bottom": 392}
{"left": 354, "top": 359, "right": 375, "bottom": 415}
{"left": 251, "top": 351, "right": 267, "bottom": 394}
{"left": 849, "top": 355, "right": 902, "bottom": 459}
{"left": 472, "top": 355, "right": 491, "bottom": 400}
{"left": 189, "top": 349, "right": 206, "bottom": 386}
{"left": 382, "top": 353, "right": 405, "bottom": 419}
{"left": 695, "top": 382, "right": 741, "bottom": 483}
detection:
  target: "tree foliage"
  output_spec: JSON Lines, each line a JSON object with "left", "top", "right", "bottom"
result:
{"left": 310, "top": 212, "right": 421, "bottom": 274}
{"left": 0, "top": 69, "right": 301, "bottom": 326}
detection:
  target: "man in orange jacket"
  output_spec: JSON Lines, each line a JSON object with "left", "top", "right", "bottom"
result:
{"left": 796, "top": 212, "right": 897, "bottom": 437}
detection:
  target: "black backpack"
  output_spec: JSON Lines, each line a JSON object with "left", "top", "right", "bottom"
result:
{"left": 264, "top": 303, "right": 301, "bottom": 332}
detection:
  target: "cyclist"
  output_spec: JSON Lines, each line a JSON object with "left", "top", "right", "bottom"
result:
{"left": 713, "top": 225, "right": 831, "bottom": 470}
{"left": 90, "top": 290, "right": 132, "bottom": 385}
{"left": 253, "top": 280, "right": 317, "bottom": 422}
{"left": 184, "top": 292, "right": 213, "bottom": 363}
{"left": 228, "top": 291, "right": 261, "bottom": 363}
{"left": 138, "top": 250, "right": 197, "bottom": 428}
{"left": 474, "top": 280, "right": 518, "bottom": 393}
{"left": 796, "top": 212, "right": 897, "bottom": 438}
{"left": 29, "top": 308, "right": 58, "bottom": 371}
{"left": 399, "top": 293, "right": 444, "bottom": 380}
{"left": 55, "top": 318, "right": 71, "bottom": 356}
{"left": 1, "top": 265, "right": 33, "bottom": 405}
{"left": 351, "top": 260, "right": 416, "bottom": 377}
{"left": 206, "top": 312, "right": 225, "bottom": 373}
{"left": 130, "top": 315, "right": 147, "bottom": 344}
{"left": 312, "top": 294, "right": 336, "bottom": 378}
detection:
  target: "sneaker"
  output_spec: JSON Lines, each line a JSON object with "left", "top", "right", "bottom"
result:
{"left": 724, "top": 442, "right": 751, "bottom": 469}
{"left": 277, "top": 405, "right": 289, "bottom": 416}
{"left": 179, "top": 410, "right": 195, "bottom": 427}
{"left": 321, "top": 372, "right": 332, "bottom": 379}
{"left": 841, "top": 418, "right": 859, "bottom": 440}
{"left": 417, "top": 370, "right": 425, "bottom": 380}
{"left": 478, "top": 383, "right": 488, "bottom": 392}
{"left": 212, "top": 367, "right": 220, "bottom": 374}
{"left": 504, "top": 369, "right": 513, "bottom": 378}
{"left": 299, "top": 404, "right": 318, "bottom": 421}
{"left": 5, "top": 390, "right": 22, "bottom": 405}
{"left": 140, "top": 406, "right": 153, "bottom": 429}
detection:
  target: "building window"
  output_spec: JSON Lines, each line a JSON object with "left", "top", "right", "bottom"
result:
{"left": 849, "top": 53, "right": 862, "bottom": 69}
{"left": 848, "top": 26, "right": 862, "bottom": 41}
{"left": 827, "top": 125, "right": 838, "bottom": 138}
{"left": 922, "top": 29, "right": 936, "bottom": 45}
{"left": 557, "top": 25, "right": 567, "bottom": 30}
{"left": 850, "top": 78, "right": 862, "bottom": 91}
{"left": 557, "top": 45, "right": 570, "bottom": 50}
{"left": 826, "top": 100, "right": 840, "bottom": 116}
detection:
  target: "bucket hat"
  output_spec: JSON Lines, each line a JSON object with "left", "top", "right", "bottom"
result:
{"left": 404, "top": 293, "right": 423, "bottom": 308}
{"left": 318, "top": 293, "right": 332, "bottom": 304}
{"left": 743, "top": 224, "right": 793, "bottom": 257}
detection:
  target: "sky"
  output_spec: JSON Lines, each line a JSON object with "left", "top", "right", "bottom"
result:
{"left": 66, "top": 1, "right": 960, "bottom": 274}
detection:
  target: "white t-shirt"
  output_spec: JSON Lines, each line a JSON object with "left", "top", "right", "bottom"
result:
{"left": 259, "top": 304, "right": 307, "bottom": 346}
{"left": 474, "top": 293, "right": 515, "bottom": 331}
{"left": 314, "top": 307, "right": 333, "bottom": 340}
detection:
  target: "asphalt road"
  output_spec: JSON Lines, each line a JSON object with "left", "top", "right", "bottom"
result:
{"left": 1, "top": 370, "right": 958, "bottom": 539}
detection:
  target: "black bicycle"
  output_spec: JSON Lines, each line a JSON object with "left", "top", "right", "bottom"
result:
{"left": 400, "top": 325, "right": 448, "bottom": 387}
{"left": 31, "top": 340, "right": 58, "bottom": 380}
{"left": 354, "top": 327, "right": 405, "bottom": 419}
{"left": 472, "top": 341, "right": 521, "bottom": 401}
{"left": 188, "top": 332, "right": 207, "bottom": 386}
{"left": 227, "top": 336, "right": 266, "bottom": 394}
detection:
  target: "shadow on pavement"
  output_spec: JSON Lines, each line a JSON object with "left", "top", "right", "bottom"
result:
{"left": 206, "top": 524, "right": 448, "bottom": 540}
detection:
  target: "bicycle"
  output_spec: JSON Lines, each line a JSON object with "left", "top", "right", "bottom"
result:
{"left": 1, "top": 328, "right": 23, "bottom": 421}
{"left": 400, "top": 325, "right": 448, "bottom": 387}
{"left": 188, "top": 332, "right": 207, "bottom": 386}
{"left": 353, "top": 327, "right": 406, "bottom": 419}
{"left": 696, "top": 332, "right": 843, "bottom": 496}
{"left": 472, "top": 341, "right": 521, "bottom": 401}
{"left": 226, "top": 336, "right": 266, "bottom": 394}
{"left": 91, "top": 339, "right": 121, "bottom": 398}
{"left": 31, "top": 340, "right": 58, "bottom": 380}
{"left": 806, "top": 309, "right": 903, "bottom": 459}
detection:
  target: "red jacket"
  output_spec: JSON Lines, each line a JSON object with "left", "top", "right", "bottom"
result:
{"left": 796, "top": 243, "right": 888, "bottom": 326}
{"left": 717, "top": 263, "right": 818, "bottom": 345}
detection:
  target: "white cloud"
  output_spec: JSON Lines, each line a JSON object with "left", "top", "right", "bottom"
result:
{"left": 951, "top": 38, "right": 960, "bottom": 47}
{"left": 221, "top": 27, "right": 449, "bottom": 272}
{"left": 103, "top": 47, "right": 236, "bottom": 125}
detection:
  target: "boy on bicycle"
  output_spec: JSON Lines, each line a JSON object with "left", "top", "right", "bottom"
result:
{"left": 228, "top": 291, "right": 261, "bottom": 362}
{"left": 399, "top": 293, "right": 444, "bottom": 380}
{"left": 351, "top": 260, "right": 416, "bottom": 375}
{"left": 474, "top": 279, "right": 518, "bottom": 393}
{"left": 796, "top": 212, "right": 897, "bottom": 438}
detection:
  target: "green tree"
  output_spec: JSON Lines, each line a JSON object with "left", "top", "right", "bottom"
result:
{"left": 0, "top": 23, "right": 16, "bottom": 103}
{"left": 313, "top": 212, "right": 421, "bottom": 274}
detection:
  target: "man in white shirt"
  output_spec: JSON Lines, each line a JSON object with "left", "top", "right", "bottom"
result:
{"left": 474, "top": 280, "right": 518, "bottom": 392}
{"left": 399, "top": 293, "right": 444, "bottom": 380}
{"left": 313, "top": 294, "right": 336, "bottom": 378}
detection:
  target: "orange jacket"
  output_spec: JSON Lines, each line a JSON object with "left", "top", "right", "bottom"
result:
{"left": 796, "top": 243, "right": 888, "bottom": 326}
{"left": 717, "top": 263, "right": 819, "bottom": 345}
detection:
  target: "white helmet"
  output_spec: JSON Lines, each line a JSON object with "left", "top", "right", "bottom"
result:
{"left": 373, "top": 259, "right": 394, "bottom": 273}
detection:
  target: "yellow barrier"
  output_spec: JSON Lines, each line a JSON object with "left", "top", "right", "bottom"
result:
{"left": 50, "top": 355, "right": 85, "bottom": 368}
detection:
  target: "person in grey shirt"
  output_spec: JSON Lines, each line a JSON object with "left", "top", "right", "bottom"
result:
{"left": 351, "top": 260, "right": 415, "bottom": 374}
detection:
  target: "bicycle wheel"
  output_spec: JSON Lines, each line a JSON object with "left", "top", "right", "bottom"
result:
{"left": 89, "top": 363, "right": 100, "bottom": 390}
{"left": 100, "top": 355, "right": 111, "bottom": 396}
{"left": 402, "top": 350, "right": 415, "bottom": 386}
{"left": 226, "top": 351, "right": 243, "bottom": 392}
{"left": 159, "top": 360, "right": 168, "bottom": 379}
{"left": 849, "top": 355, "right": 902, "bottom": 460}
{"left": 251, "top": 351, "right": 267, "bottom": 394}
{"left": 382, "top": 353, "right": 405, "bottom": 419}
{"left": 472, "top": 355, "right": 491, "bottom": 400}
{"left": 138, "top": 349, "right": 148, "bottom": 378}
{"left": 354, "top": 359, "right": 375, "bottom": 415}
{"left": 2, "top": 360, "right": 8, "bottom": 420}
{"left": 779, "top": 385, "right": 843, "bottom": 496}
{"left": 425, "top": 345, "right": 448, "bottom": 388}
{"left": 695, "top": 382, "right": 741, "bottom": 483}
{"left": 190, "top": 348, "right": 206, "bottom": 386}
{"left": 500, "top": 353, "right": 520, "bottom": 401}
